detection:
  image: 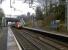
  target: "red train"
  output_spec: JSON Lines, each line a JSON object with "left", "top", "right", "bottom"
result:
{"left": 12, "top": 18, "right": 25, "bottom": 28}
{"left": 15, "top": 22, "right": 22, "bottom": 28}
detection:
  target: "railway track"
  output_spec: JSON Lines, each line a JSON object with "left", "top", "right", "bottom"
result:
{"left": 11, "top": 27, "right": 68, "bottom": 50}
{"left": 12, "top": 28, "right": 39, "bottom": 50}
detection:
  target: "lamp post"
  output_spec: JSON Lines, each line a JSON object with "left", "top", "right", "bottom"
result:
{"left": 10, "top": 0, "right": 12, "bottom": 8}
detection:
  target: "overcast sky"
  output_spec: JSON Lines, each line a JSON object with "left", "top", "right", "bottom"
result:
{"left": 1, "top": 0, "right": 36, "bottom": 17}
{"left": 0, "top": 0, "right": 59, "bottom": 17}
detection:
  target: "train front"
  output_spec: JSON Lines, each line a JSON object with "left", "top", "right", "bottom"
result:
{"left": 15, "top": 22, "right": 22, "bottom": 28}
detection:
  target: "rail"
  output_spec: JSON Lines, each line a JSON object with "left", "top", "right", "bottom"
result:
{"left": 23, "top": 27, "right": 68, "bottom": 44}
{"left": 11, "top": 27, "right": 68, "bottom": 50}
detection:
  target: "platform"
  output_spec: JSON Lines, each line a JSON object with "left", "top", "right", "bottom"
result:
{"left": 7, "top": 27, "right": 21, "bottom": 50}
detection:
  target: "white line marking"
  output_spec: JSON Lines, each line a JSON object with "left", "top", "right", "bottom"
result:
{"left": 10, "top": 27, "right": 22, "bottom": 50}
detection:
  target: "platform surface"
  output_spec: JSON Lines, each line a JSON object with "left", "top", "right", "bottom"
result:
{"left": 7, "top": 27, "right": 19, "bottom": 50}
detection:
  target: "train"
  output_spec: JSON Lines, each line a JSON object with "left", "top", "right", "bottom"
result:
{"left": 12, "top": 17, "right": 25, "bottom": 28}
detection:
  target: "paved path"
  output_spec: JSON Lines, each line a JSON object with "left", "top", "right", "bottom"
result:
{"left": 7, "top": 27, "right": 19, "bottom": 50}
{"left": 0, "top": 27, "right": 8, "bottom": 50}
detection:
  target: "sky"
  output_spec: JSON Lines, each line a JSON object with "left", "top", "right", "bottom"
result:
{"left": 1, "top": 0, "right": 36, "bottom": 17}
{"left": 1, "top": 0, "right": 59, "bottom": 18}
